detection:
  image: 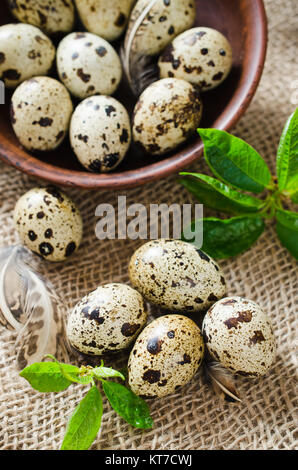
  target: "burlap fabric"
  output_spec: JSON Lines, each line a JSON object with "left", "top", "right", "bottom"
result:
{"left": 0, "top": 0, "right": 297, "bottom": 451}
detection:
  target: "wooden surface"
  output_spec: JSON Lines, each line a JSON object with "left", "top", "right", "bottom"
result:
{"left": 0, "top": 0, "right": 267, "bottom": 189}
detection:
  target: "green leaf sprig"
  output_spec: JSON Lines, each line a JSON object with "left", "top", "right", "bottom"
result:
{"left": 179, "top": 108, "right": 298, "bottom": 260}
{"left": 19, "top": 356, "right": 153, "bottom": 450}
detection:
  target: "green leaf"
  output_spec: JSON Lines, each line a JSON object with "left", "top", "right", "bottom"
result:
{"left": 61, "top": 386, "right": 103, "bottom": 451}
{"left": 198, "top": 128, "right": 272, "bottom": 193}
{"left": 276, "top": 108, "right": 298, "bottom": 191}
{"left": 180, "top": 173, "right": 265, "bottom": 213}
{"left": 182, "top": 216, "right": 265, "bottom": 259}
{"left": 20, "top": 362, "right": 80, "bottom": 393}
{"left": 93, "top": 366, "right": 125, "bottom": 381}
{"left": 102, "top": 381, "right": 153, "bottom": 430}
{"left": 276, "top": 209, "right": 298, "bottom": 260}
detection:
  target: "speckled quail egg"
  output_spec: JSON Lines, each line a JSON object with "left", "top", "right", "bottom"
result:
{"left": 14, "top": 187, "right": 83, "bottom": 262}
{"left": 128, "top": 314, "right": 204, "bottom": 398}
{"left": 202, "top": 297, "right": 276, "bottom": 377}
{"left": 70, "top": 95, "right": 131, "bottom": 172}
{"left": 159, "top": 27, "right": 233, "bottom": 91}
{"left": 125, "top": 0, "right": 196, "bottom": 58}
{"left": 11, "top": 76, "right": 73, "bottom": 152}
{"left": 74, "top": 0, "right": 136, "bottom": 42}
{"left": 0, "top": 24, "right": 55, "bottom": 89}
{"left": 129, "top": 239, "right": 226, "bottom": 313}
{"left": 7, "top": 0, "right": 75, "bottom": 36}
{"left": 67, "top": 283, "right": 148, "bottom": 356}
{"left": 132, "top": 78, "right": 202, "bottom": 155}
{"left": 57, "top": 32, "right": 122, "bottom": 100}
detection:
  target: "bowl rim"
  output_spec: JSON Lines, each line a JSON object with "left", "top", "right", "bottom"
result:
{"left": 0, "top": 0, "right": 267, "bottom": 191}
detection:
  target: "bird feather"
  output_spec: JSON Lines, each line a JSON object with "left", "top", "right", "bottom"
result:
{"left": 121, "top": 0, "right": 160, "bottom": 96}
{"left": 0, "top": 245, "right": 68, "bottom": 369}
{"left": 204, "top": 360, "right": 242, "bottom": 403}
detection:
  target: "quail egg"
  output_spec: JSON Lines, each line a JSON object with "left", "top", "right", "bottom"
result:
{"left": 57, "top": 32, "right": 122, "bottom": 100}
{"left": 67, "top": 283, "right": 148, "bottom": 356}
{"left": 10, "top": 76, "right": 73, "bottom": 152}
{"left": 128, "top": 314, "right": 204, "bottom": 398}
{"left": 132, "top": 78, "right": 202, "bottom": 155}
{"left": 14, "top": 187, "right": 83, "bottom": 262}
{"left": 202, "top": 297, "right": 276, "bottom": 377}
{"left": 125, "top": 0, "right": 196, "bottom": 58}
{"left": 74, "top": 0, "right": 136, "bottom": 42}
{"left": 0, "top": 24, "right": 55, "bottom": 89}
{"left": 159, "top": 27, "right": 233, "bottom": 91}
{"left": 129, "top": 239, "right": 226, "bottom": 313}
{"left": 7, "top": 0, "right": 75, "bottom": 36}
{"left": 70, "top": 95, "right": 131, "bottom": 172}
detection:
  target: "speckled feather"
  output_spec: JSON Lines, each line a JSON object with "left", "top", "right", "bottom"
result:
{"left": 0, "top": 245, "right": 68, "bottom": 370}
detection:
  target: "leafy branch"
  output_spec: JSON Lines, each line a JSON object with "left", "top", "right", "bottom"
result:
{"left": 19, "top": 356, "right": 153, "bottom": 450}
{"left": 179, "top": 108, "right": 298, "bottom": 260}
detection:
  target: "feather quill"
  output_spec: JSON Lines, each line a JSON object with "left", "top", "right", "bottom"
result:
{"left": 0, "top": 245, "right": 68, "bottom": 369}
{"left": 121, "top": 0, "right": 160, "bottom": 96}
{"left": 204, "top": 360, "right": 242, "bottom": 403}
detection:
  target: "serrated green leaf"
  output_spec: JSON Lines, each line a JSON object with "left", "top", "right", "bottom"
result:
{"left": 61, "top": 386, "right": 103, "bottom": 450}
{"left": 20, "top": 362, "right": 79, "bottom": 393}
{"left": 102, "top": 381, "right": 153, "bottom": 429}
{"left": 93, "top": 366, "right": 125, "bottom": 381}
{"left": 180, "top": 173, "right": 265, "bottom": 213}
{"left": 198, "top": 128, "right": 272, "bottom": 193}
{"left": 276, "top": 108, "right": 298, "bottom": 191}
{"left": 182, "top": 216, "right": 265, "bottom": 259}
{"left": 276, "top": 209, "right": 298, "bottom": 259}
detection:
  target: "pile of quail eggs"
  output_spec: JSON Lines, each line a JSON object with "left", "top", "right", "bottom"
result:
{"left": 13, "top": 185, "right": 276, "bottom": 399}
{"left": 65, "top": 237, "right": 276, "bottom": 399}
{"left": 2, "top": 0, "right": 233, "bottom": 173}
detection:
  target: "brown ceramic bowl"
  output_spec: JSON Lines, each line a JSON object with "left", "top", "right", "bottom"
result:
{"left": 0, "top": 0, "right": 267, "bottom": 190}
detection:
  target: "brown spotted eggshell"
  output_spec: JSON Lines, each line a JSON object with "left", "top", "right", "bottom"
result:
{"left": 159, "top": 27, "right": 233, "bottom": 91}
{"left": 128, "top": 314, "right": 204, "bottom": 398}
{"left": 70, "top": 95, "right": 131, "bottom": 173}
{"left": 14, "top": 186, "right": 83, "bottom": 262}
{"left": 125, "top": 0, "right": 196, "bottom": 57}
{"left": 75, "top": 0, "right": 136, "bottom": 42}
{"left": 7, "top": 0, "right": 75, "bottom": 36}
{"left": 57, "top": 32, "right": 122, "bottom": 100}
{"left": 0, "top": 24, "right": 55, "bottom": 89}
{"left": 129, "top": 239, "right": 226, "bottom": 313}
{"left": 202, "top": 297, "right": 276, "bottom": 377}
{"left": 11, "top": 76, "right": 73, "bottom": 152}
{"left": 132, "top": 78, "right": 203, "bottom": 156}
{"left": 67, "top": 283, "right": 148, "bottom": 355}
